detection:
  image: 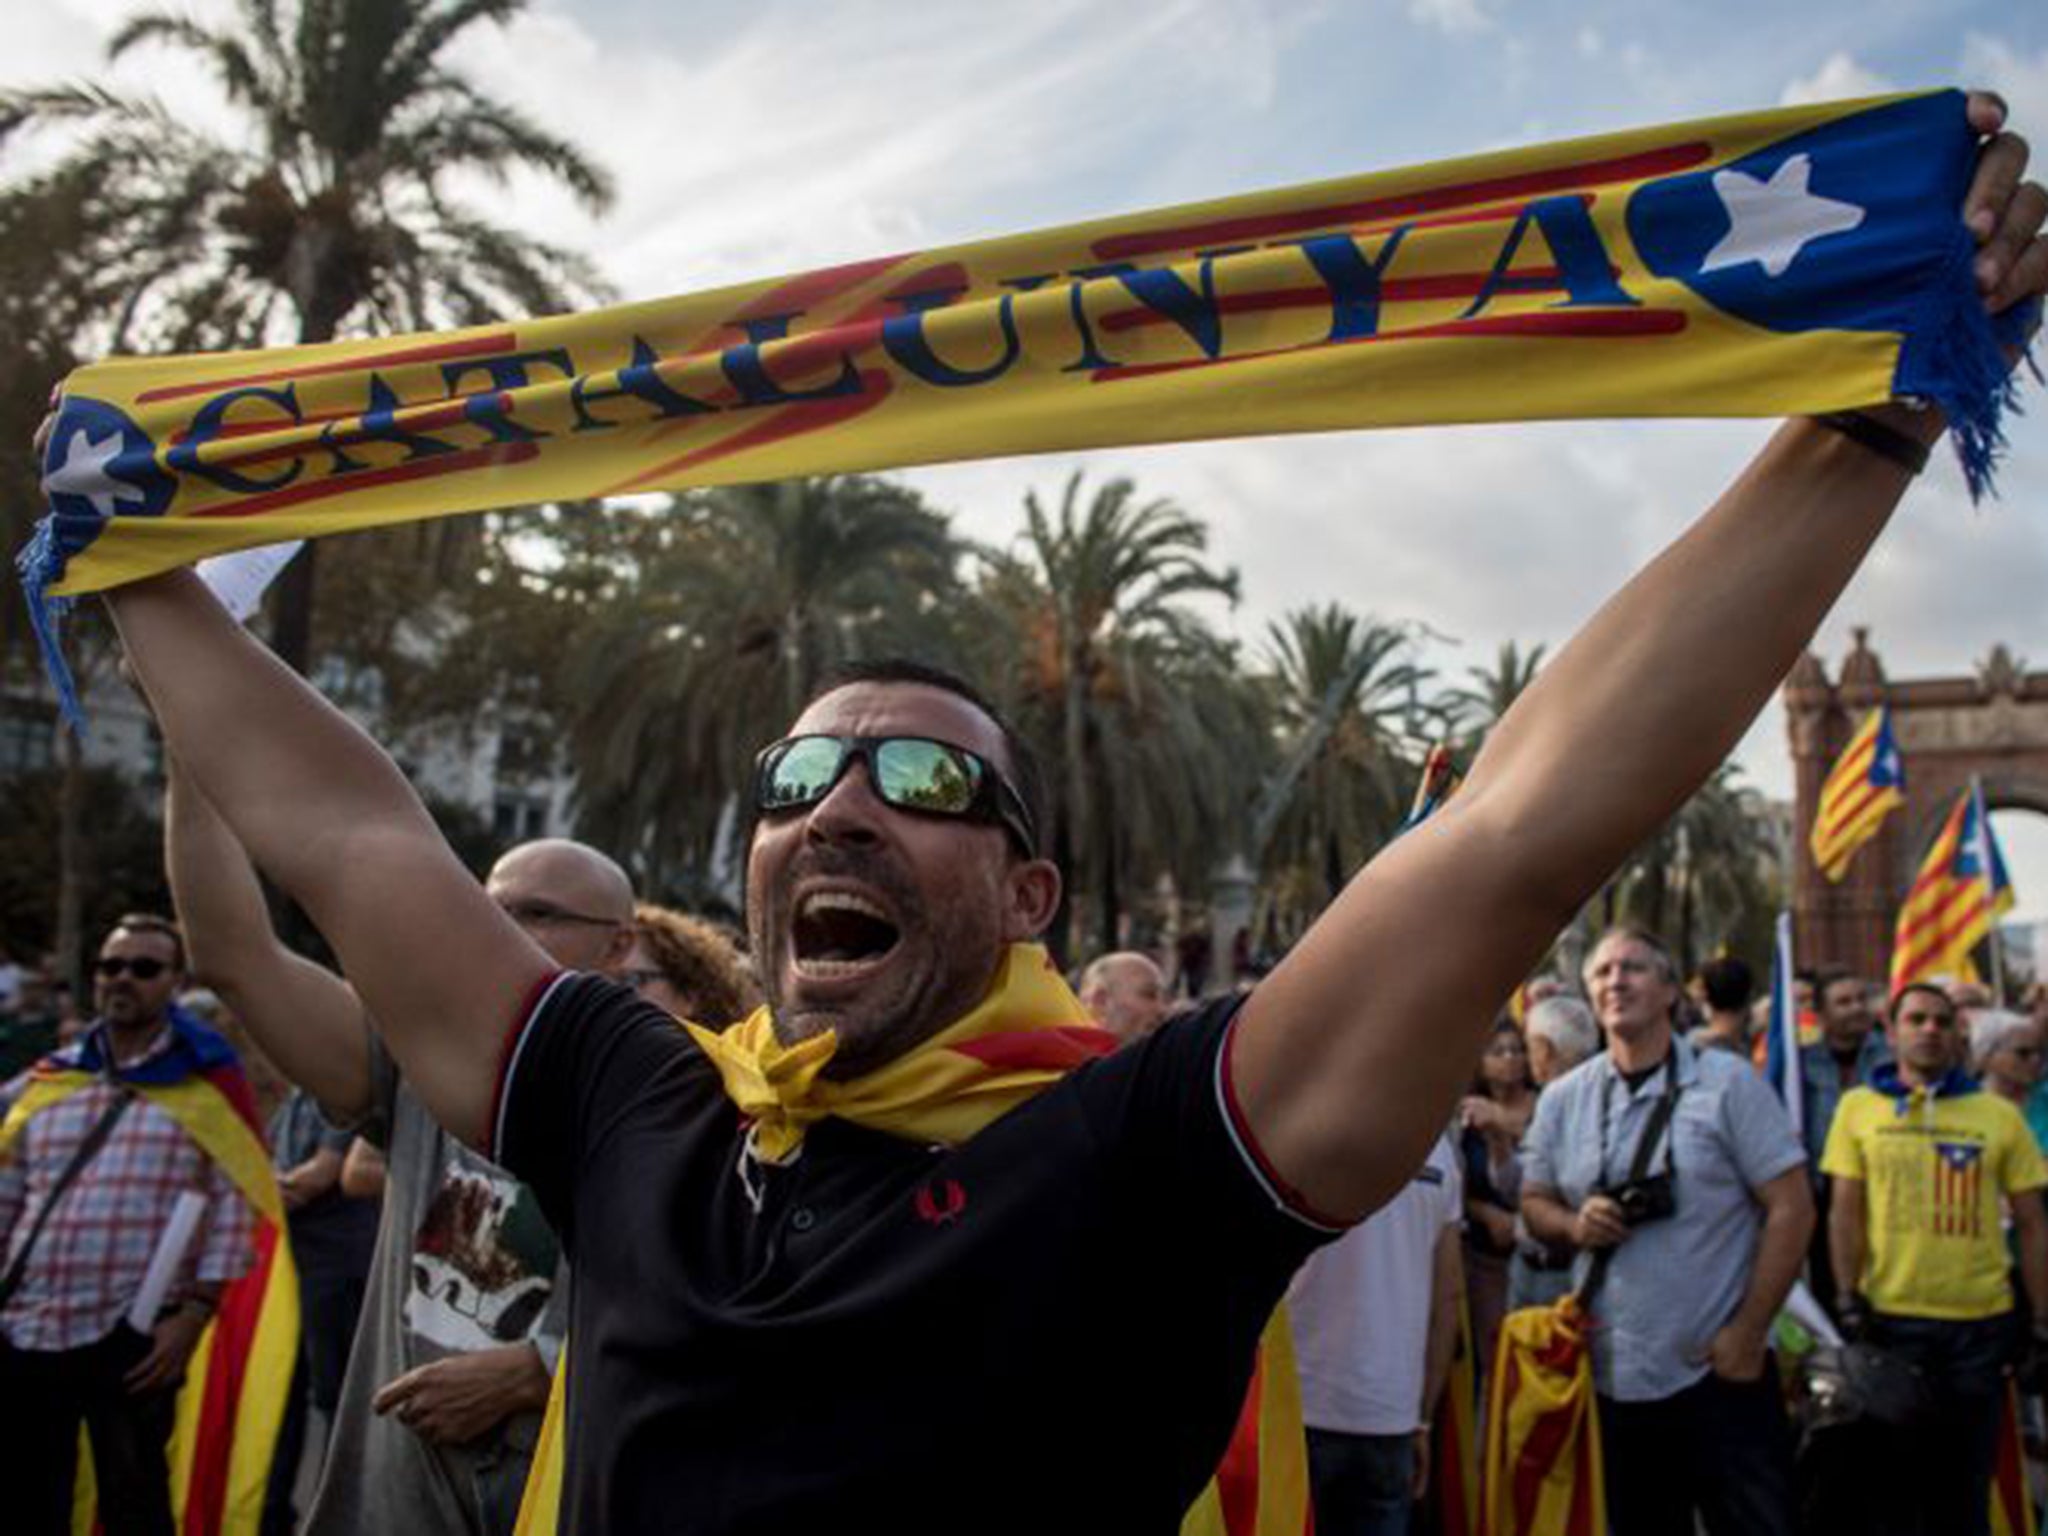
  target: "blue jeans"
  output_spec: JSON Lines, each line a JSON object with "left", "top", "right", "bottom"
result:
{"left": 1306, "top": 1427, "right": 1417, "bottom": 1536}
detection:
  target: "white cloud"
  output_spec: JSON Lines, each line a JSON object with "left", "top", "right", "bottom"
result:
{"left": 1406, "top": 0, "right": 1491, "bottom": 37}
{"left": 1576, "top": 26, "right": 1604, "bottom": 59}
{"left": 1959, "top": 34, "right": 2048, "bottom": 138}
{"left": 1779, "top": 52, "right": 1895, "bottom": 107}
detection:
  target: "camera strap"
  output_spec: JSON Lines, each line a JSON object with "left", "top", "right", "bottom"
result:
{"left": 1577, "top": 1054, "right": 1681, "bottom": 1312}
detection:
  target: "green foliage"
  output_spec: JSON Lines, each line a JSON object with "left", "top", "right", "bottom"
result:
{"left": 0, "top": 0, "right": 615, "bottom": 349}
{"left": 973, "top": 472, "right": 1257, "bottom": 956}
{"left": 555, "top": 477, "right": 969, "bottom": 897}
{"left": 0, "top": 761, "right": 169, "bottom": 973}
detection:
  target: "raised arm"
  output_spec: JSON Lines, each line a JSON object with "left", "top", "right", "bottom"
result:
{"left": 166, "top": 759, "right": 375, "bottom": 1122}
{"left": 1235, "top": 95, "right": 2044, "bottom": 1223}
{"left": 110, "top": 572, "right": 550, "bottom": 1147}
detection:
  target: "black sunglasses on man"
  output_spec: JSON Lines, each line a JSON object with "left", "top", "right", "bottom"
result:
{"left": 753, "top": 735, "right": 1039, "bottom": 857}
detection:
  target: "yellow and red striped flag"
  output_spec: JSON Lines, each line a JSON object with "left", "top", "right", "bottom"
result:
{"left": 1480, "top": 1297, "right": 1605, "bottom": 1536}
{"left": 1810, "top": 706, "right": 1905, "bottom": 881}
{"left": 1890, "top": 781, "right": 2015, "bottom": 992}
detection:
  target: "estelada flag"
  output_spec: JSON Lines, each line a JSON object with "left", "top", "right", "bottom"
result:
{"left": 1890, "top": 780, "right": 2015, "bottom": 992}
{"left": 1481, "top": 1297, "right": 1605, "bottom": 1536}
{"left": 22, "top": 90, "right": 2038, "bottom": 713}
{"left": 1810, "top": 706, "right": 1906, "bottom": 881}
{"left": 0, "top": 1007, "right": 298, "bottom": 1536}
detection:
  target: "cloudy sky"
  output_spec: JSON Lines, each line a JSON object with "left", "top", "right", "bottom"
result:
{"left": 12, "top": 0, "right": 2048, "bottom": 918}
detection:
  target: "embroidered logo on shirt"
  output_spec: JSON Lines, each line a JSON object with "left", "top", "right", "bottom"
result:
{"left": 914, "top": 1177, "right": 968, "bottom": 1227}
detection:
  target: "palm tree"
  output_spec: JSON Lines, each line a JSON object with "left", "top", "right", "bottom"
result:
{"left": 1597, "top": 763, "right": 1779, "bottom": 973}
{"left": 560, "top": 477, "right": 967, "bottom": 897}
{"left": 1446, "top": 639, "right": 1546, "bottom": 752}
{"left": 2, "top": 0, "right": 617, "bottom": 667}
{"left": 978, "top": 472, "right": 1250, "bottom": 958}
{"left": 1258, "top": 604, "right": 1437, "bottom": 907}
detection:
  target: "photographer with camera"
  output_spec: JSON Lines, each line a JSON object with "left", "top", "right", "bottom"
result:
{"left": 1822, "top": 981, "right": 2048, "bottom": 1536}
{"left": 1521, "top": 927, "right": 1814, "bottom": 1536}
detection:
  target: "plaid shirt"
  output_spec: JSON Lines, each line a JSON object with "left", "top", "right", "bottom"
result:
{"left": 0, "top": 1027, "right": 255, "bottom": 1351}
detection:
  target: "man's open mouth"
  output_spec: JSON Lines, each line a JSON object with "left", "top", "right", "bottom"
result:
{"left": 791, "top": 890, "right": 902, "bottom": 979}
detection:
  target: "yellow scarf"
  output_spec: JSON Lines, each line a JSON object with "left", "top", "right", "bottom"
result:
{"left": 516, "top": 943, "right": 1312, "bottom": 1536}
{"left": 682, "top": 941, "right": 1113, "bottom": 1162}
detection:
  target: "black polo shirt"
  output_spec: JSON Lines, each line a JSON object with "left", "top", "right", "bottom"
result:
{"left": 495, "top": 976, "right": 1337, "bottom": 1535}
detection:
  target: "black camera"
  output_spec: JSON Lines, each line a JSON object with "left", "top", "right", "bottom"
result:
{"left": 1603, "top": 1172, "right": 1676, "bottom": 1227}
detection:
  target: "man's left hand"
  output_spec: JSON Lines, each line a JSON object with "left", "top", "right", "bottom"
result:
{"left": 123, "top": 1304, "right": 210, "bottom": 1396}
{"left": 1705, "top": 1321, "right": 1770, "bottom": 1384}
{"left": 371, "top": 1345, "right": 551, "bottom": 1445}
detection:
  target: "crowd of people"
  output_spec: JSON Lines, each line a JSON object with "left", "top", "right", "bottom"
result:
{"left": 0, "top": 82, "right": 2042, "bottom": 1536}
{"left": 15, "top": 889, "right": 2048, "bottom": 1536}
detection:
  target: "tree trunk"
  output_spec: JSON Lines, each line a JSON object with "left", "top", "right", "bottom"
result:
{"left": 1061, "top": 644, "right": 1092, "bottom": 960}
{"left": 52, "top": 723, "right": 87, "bottom": 998}
{"left": 1094, "top": 737, "right": 1119, "bottom": 957}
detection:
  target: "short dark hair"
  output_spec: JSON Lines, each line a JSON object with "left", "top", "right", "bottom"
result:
{"left": 803, "top": 658, "right": 1049, "bottom": 856}
{"left": 109, "top": 912, "right": 185, "bottom": 972}
{"left": 1890, "top": 980, "right": 1956, "bottom": 1022}
{"left": 1698, "top": 956, "right": 1754, "bottom": 1013}
{"left": 1814, "top": 966, "right": 1863, "bottom": 1006}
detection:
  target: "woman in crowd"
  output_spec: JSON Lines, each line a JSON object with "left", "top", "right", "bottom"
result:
{"left": 1970, "top": 1006, "right": 2048, "bottom": 1151}
{"left": 1460, "top": 1017, "right": 1537, "bottom": 1377}
{"left": 625, "top": 903, "right": 760, "bottom": 1023}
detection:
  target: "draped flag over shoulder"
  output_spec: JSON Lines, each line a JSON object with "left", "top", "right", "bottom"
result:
{"left": 0, "top": 1007, "right": 298, "bottom": 1536}
{"left": 1810, "top": 706, "right": 1906, "bottom": 880}
{"left": 22, "top": 88, "right": 2039, "bottom": 713}
{"left": 1891, "top": 779, "right": 2016, "bottom": 992}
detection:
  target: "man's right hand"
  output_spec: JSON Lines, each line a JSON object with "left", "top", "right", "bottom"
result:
{"left": 1571, "top": 1194, "right": 1629, "bottom": 1250}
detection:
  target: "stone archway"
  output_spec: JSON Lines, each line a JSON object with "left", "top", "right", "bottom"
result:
{"left": 1785, "top": 632, "right": 2048, "bottom": 983}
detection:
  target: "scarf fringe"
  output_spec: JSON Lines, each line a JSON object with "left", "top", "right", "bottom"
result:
{"left": 15, "top": 516, "right": 85, "bottom": 731}
{"left": 1895, "top": 235, "right": 2040, "bottom": 502}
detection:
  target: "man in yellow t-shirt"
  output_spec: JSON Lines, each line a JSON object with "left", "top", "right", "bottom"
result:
{"left": 1822, "top": 981, "right": 2048, "bottom": 1536}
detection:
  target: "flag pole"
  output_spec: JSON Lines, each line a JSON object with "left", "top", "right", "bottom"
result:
{"left": 1975, "top": 776, "right": 2009, "bottom": 1006}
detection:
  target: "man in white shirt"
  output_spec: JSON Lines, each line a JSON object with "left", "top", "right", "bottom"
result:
{"left": 1288, "top": 1134, "right": 1463, "bottom": 1534}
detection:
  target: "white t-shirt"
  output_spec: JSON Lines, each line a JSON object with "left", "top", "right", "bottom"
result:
{"left": 1287, "top": 1134, "right": 1462, "bottom": 1435}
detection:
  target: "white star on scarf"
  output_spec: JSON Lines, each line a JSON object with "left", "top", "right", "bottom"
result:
{"left": 1699, "top": 154, "right": 1865, "bottom": 279}
{"left": 43, "top": 427, "right": 149, "bottom": 518}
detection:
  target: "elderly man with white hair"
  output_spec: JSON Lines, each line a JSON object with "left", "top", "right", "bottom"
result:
{"left": 1524, "top": 994, "right": 1600, "bottom": 1087}
{"left": 1505, "top": 994, "right": 1601, "bottom": 1308}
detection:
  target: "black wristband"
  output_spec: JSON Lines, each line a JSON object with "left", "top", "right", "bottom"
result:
{"left": 1813, "top": 410, "right": 1932, "bottom": 476}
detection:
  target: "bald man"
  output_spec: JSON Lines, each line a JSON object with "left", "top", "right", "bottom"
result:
{"left": 1080, "top": 951, "right": 1169, "bottom": 1045}
{"left": 165, "top": 769, "right": 633, "bottom": 1536}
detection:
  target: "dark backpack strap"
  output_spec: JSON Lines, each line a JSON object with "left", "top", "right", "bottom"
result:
{"left": 0, "top": 1085, "right": 136, "bottom": 1308}
{"left": 1576, "top": 1062, "right": 1683, "bottom": 1311}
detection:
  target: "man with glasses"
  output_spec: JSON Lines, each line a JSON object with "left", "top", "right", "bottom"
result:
{"left": 1824, "top": 982, "right": 2048, "bottom": 1536}
{"left": 0, "top": 915, "right": 255, "bottom": 1535}
{"left": 162, "top": 769, "right": 632, "bottom": 1536}
{"left": 84, "top": 95, "right": 2047, "bottom": 1534}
